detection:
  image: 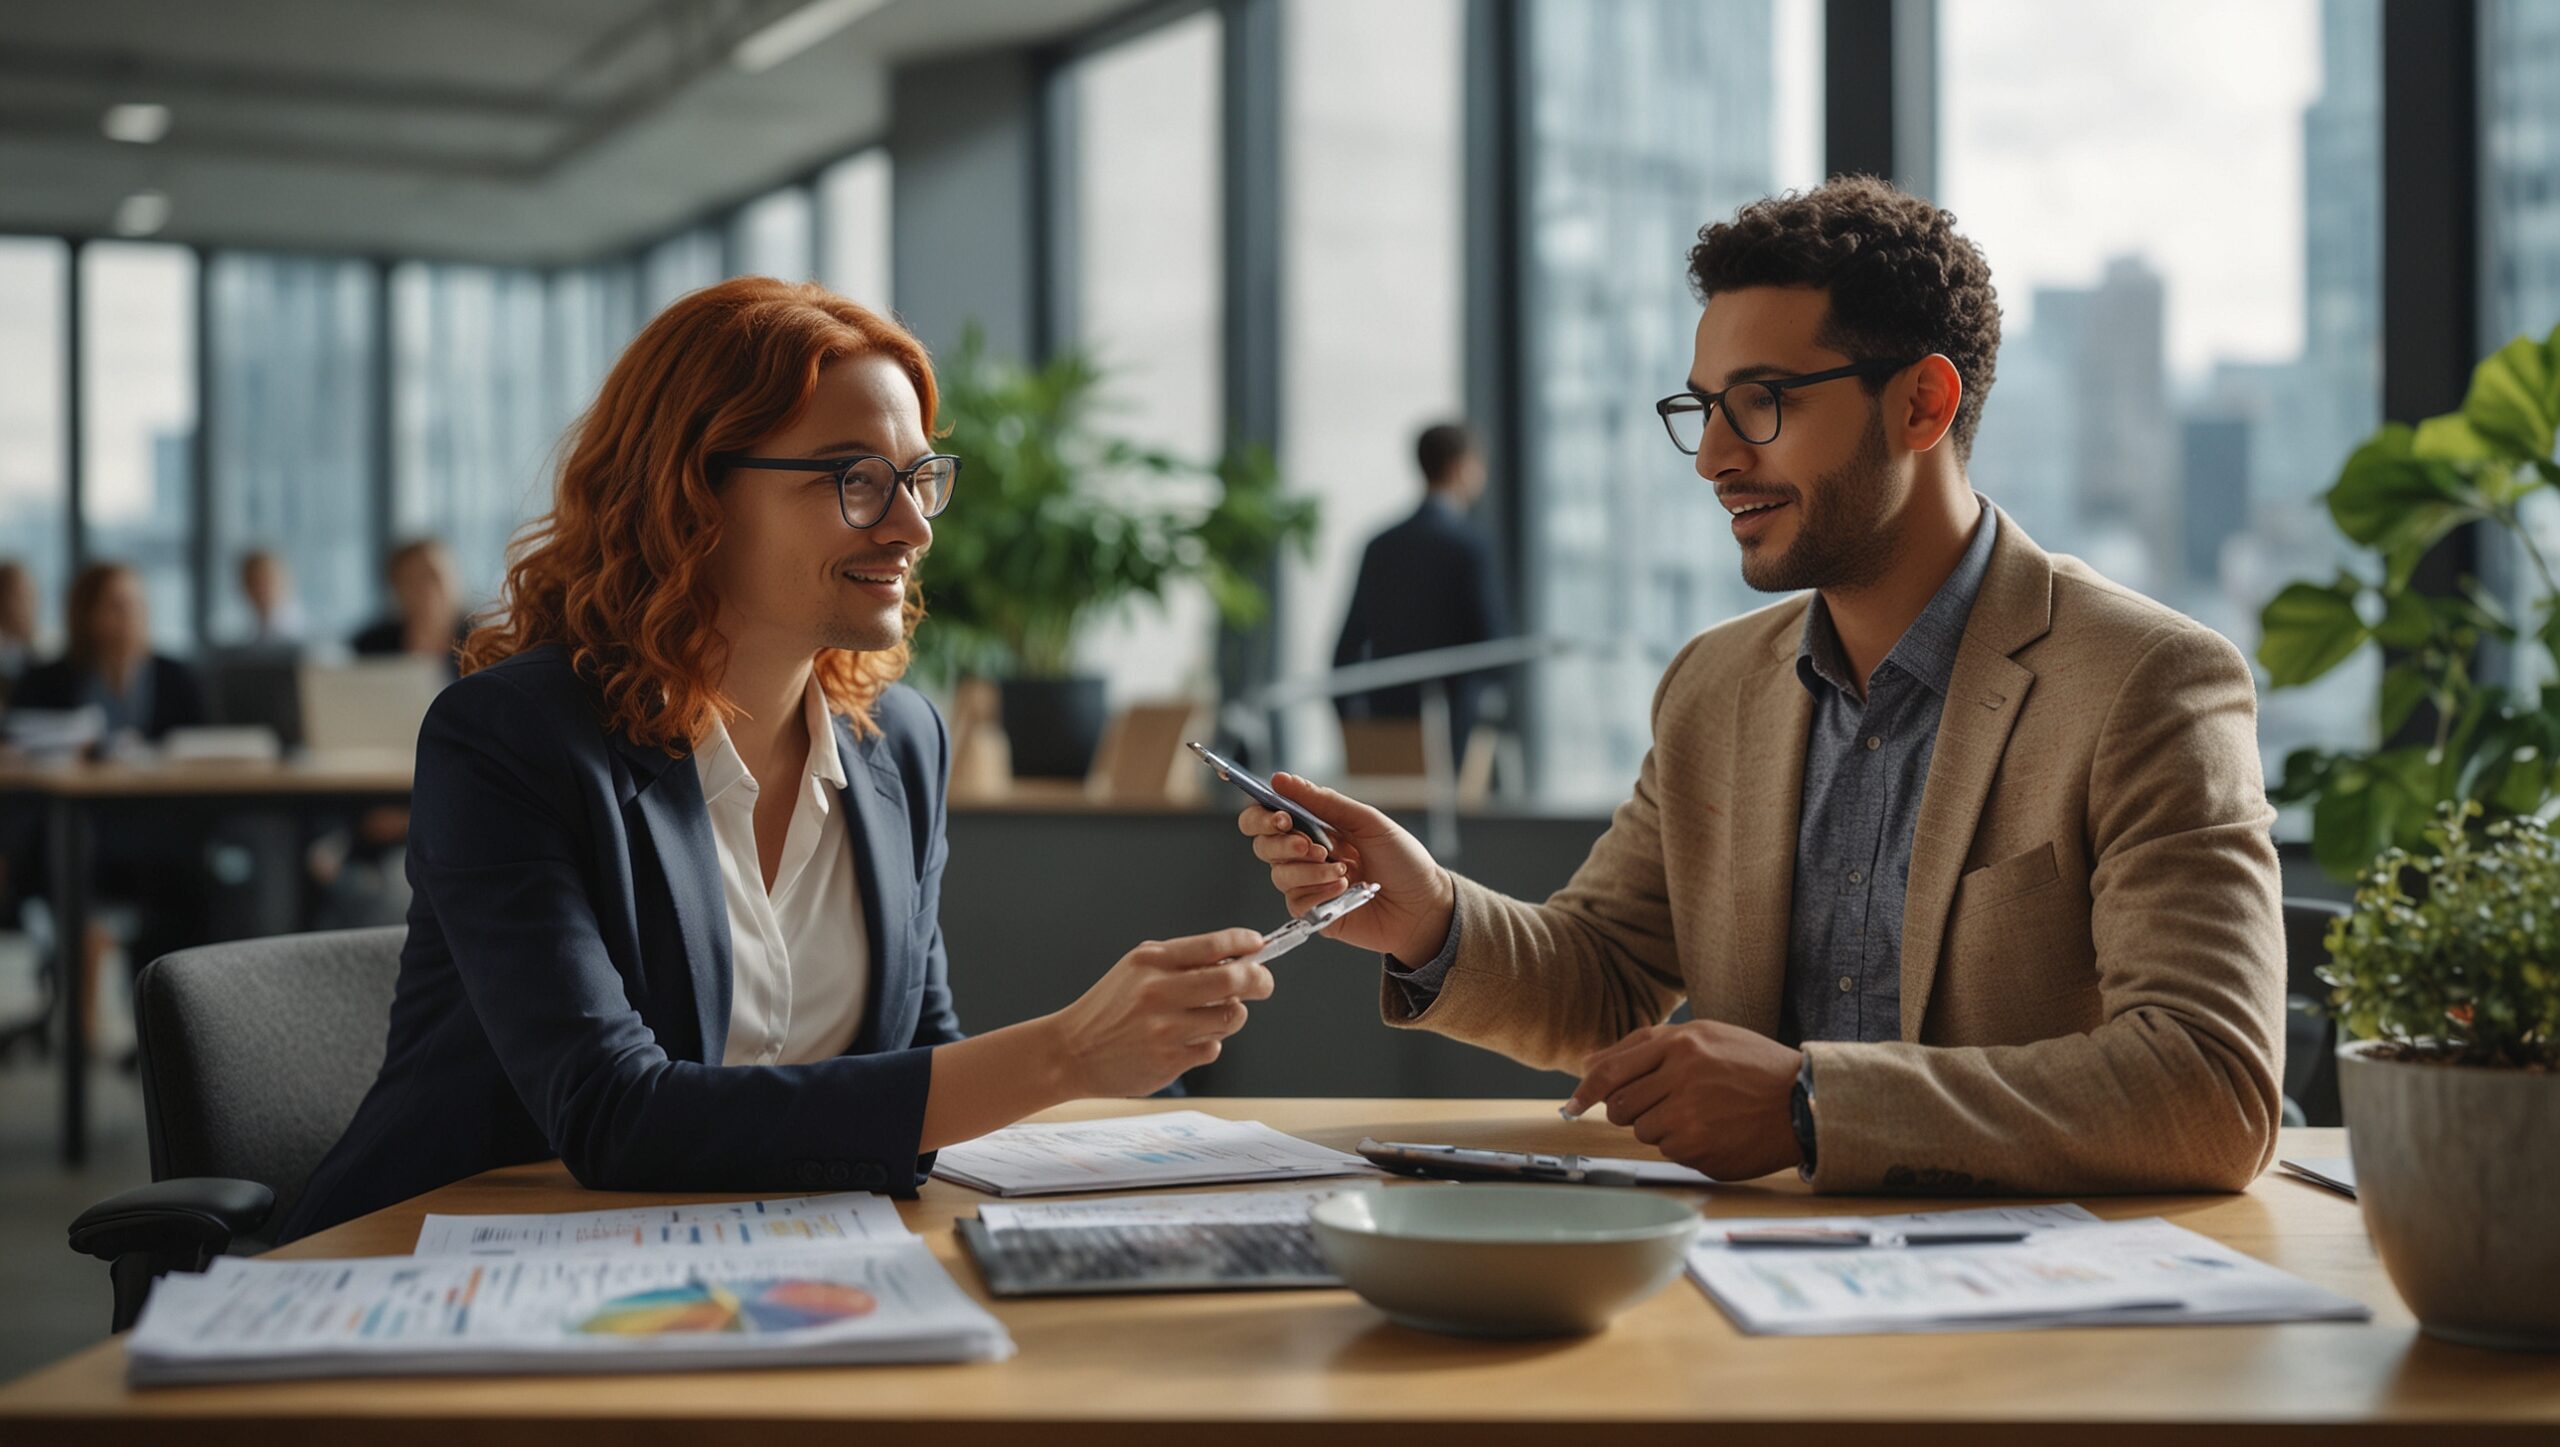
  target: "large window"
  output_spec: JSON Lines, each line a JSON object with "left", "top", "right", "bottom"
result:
{"left": 1066, "top": 9, "right": 1225, "bottom": 702}
{"left": 1522, "top": 0, "right": 1826, "bottom": 804}
{"left": 0, "top": 238, "right": 68, "bottom": 651}
{"left": 2484, "top": 0, "right": 2560, "bottom": 686}
{"left": 731, "top": 185, "right": 816, "bottom": 281}
{"left": 1279, "top": 0, "right": 1468, "bottom": 774}
{"left": 390, "top": 264, "right": 557, "bottom": 611}
{"left": 643, "top": 227, "right": 725, "bottom": 313}
{"left": 1943, "top": 0, "right": 2382, "bottom": 791}
{"left": 79, "top": 242, "right": 199, "bottom": 655}
{"left": 205, "top": 253, "right": 378, "bottom": 645}
{"left": 819, "top": 150, "right": 893, "bottom": 312}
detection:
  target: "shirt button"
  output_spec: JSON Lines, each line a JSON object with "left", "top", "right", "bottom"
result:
{"left": 1864, "top": 735, "right": 1882, "bottom": 751}
{"left": 1848, "top": 869, "right": 1863, "bottom": 884}
{"left": 1838, "top": 975, "right": 1856, "bottom": 993}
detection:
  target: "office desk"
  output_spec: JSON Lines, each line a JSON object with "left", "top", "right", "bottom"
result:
{"left": 4, "top": 1105, "right": 2556, "bottom": 1445}
{"left": 0, "top": 756, "right": 414, "bottom": 1166}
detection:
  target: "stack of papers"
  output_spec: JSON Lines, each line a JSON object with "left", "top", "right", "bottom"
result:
{"left": 976, "top": 1185, "right": 1355, "bottom": 1234}
{"left": 125, "top": 1195, "right": 1009, "bottom": 1385}
{"left": 1685, "top": 1204, "right": 2370, "bottom": 1335}
{"left": 930, "top": 1110, "right": 1377, "bottom": 1197}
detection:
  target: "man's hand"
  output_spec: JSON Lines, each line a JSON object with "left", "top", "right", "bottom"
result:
{"left": 1236, "top": 773, "right": 1455, "bottom": 966}
{"left": 1566, "top": 1021, "right": 1807, "bottom": 1181}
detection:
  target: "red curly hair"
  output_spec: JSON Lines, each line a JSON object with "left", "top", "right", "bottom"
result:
{"left": 461, "top": 277, "right": 936, "bottom": 753}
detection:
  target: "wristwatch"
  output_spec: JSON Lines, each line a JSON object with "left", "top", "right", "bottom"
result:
{"left": 1789, "top": 1054, "right": 1818, "bottom": 1179}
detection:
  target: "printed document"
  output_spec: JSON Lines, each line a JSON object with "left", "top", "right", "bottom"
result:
{"left": 126, "top": 1241, "right": 1012, "bottom": 1385}
{"left": 414, "top": 1192, "right": 913, "bottom": 1255}
{"left": 1685, "top": 1206, "right": 2369, "bottom": 1335}
{"left": 930, "top": 1111, "right": 1376, "bottom": 1197}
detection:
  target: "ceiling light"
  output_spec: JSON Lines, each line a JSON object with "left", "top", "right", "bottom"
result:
{"left": 113, "top": 191, "right": 170, "bottom": 237}
{"left": 732, "top": 0, "right": 888, "bottom": 73}
{"left": 102, "top": 103, "right": 171, "bottom": 145}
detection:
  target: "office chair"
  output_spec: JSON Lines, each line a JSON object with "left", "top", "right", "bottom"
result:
{"left": 2280, "top": 897, "right": 2349, "bottom": 1128}
{"left": 66, "top": 926, "right": 403, "bottom": 1332}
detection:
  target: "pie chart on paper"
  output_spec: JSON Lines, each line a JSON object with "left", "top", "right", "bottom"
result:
{"left": 576, "top": 1277, "right": 879, "bottom": 1335}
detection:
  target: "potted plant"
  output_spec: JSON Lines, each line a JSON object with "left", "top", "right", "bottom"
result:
{"left": 915, "top": 331, "right": 1318, "bottom": 778}
{"left": 2256, "top": 322, "right": 2560, "bottom": 880}
{"left": 2257, "top": 323, "right": 2560, "bottom": 1349}
{"left": 2324, "top": 802, "right": 2559, "bottom": 1350}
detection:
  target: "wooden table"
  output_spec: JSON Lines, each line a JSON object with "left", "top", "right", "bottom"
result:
{"left": 4, "top": 1104, "right": 2555, "bottom": 1445}
{"left": 0, "top": 755, "right": 413, "bottom": 1165}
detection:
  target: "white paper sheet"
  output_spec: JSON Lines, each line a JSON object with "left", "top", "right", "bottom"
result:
{"left": 126, "top": 1242, "right": 1011, "bottom": 1385}
{"left": 930, "top": 1111, "right": 1377, "bottom": 1197}
{"left": 977, "top": 1185, "right": 1357, "bottom": 1234}
{"left": 2276, "top": 1157, "right": 2357, "bottom": 1198}
{"left": 1685, "top": 1209, "right": 2370, "bottom": 1335}
{"left": 413, "top": 1191, "right": 913, "bottom": 1255}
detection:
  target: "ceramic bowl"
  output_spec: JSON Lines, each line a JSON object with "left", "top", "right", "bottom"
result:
{"left": 1310, "top": 1184, "right": 1701, "bottom": 1337}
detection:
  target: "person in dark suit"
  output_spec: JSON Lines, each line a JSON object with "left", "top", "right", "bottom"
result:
{"left": 11, "top": 561, "right": 213, "bottom": 1050}
{"left": 280, "top": 278, "right": 1275, "bottom": 1241}
{"left": 11, "top": 562, "right": 208, "bottom": 742}
{"left": 350, "top": 538, "right": 470, "bottom": 678}
{"left": 1333, "top": 422, "right": 1513, "bottom": 756}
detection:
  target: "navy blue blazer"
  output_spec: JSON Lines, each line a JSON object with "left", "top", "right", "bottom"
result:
{"left": 279, "top": 644, "right": 962, "bottom": 1242}
{"left": 1332, "top": 497, "right": 1512, "bottom": 748}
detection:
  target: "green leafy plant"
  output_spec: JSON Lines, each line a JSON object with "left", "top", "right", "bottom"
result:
{"left": 2322, "top": 800, "right": 2560, "bottom": 1070}
{"left": 2258, "top": 323, "right": 2560, "bottom": 879}
{"left": 912, "top": 330, "right": 1319, "bottom": 681}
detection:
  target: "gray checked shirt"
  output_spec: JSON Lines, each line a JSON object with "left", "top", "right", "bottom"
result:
{"left": 1389, "top": 504, "right": 1999, "bottom": 1049}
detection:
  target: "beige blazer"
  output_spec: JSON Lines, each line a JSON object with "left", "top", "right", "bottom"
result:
{"left": 1388, "top": 505, "right": 2286, "bottom": 1194}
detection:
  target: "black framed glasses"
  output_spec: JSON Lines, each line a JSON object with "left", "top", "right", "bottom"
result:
{"left": 1653, "top": 358, "right": 1918, "bottom": 453}
{"left": 709, "top": 451, "right": 962, "bottom": 529}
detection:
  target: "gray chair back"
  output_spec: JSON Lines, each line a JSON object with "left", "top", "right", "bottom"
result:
{"left": 2281, "top": 898, "right": 2348, "bottom": 1127}
{"left": 134, "top": 926, "right": 404, "bottom": 1232}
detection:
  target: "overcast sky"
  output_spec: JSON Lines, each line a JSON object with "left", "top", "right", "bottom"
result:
{"left": 1940, "top": 0, "right": 2327, "bottom": 386}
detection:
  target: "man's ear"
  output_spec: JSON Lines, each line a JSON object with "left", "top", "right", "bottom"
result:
{"left": 1899, "top": 354, "right": 1963, "bottom": 454}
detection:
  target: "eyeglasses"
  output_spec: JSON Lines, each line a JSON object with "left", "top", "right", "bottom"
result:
{"left": 1654, "top": 358, "right": 1918, "bottom": 453}
{"left": 708, "top": 451, "right": 962, "bottom": 529}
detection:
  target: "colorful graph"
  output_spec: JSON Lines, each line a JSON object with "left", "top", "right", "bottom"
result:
{"left": 575, "top": 1277, "right": 878, "bottom": 1336}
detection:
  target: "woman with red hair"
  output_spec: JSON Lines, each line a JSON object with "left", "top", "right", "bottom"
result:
{"left": 282, "top": 279, "right": 1272, "bottom": 1240}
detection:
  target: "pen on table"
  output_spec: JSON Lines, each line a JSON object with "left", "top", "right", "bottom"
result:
{"left": 1720, "top": 1228, "right": 2032, "bottom": 1249}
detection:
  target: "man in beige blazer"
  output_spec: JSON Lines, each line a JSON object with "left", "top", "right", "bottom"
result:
{"left": 1239, "top": 177, "right": 2284, "bottom": 1195}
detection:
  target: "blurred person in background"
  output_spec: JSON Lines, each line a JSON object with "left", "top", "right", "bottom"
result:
{"left": 1332, "top": 421, "right": 1513, "bottom": 761}
{"left": 352, "top": 538, "right": 471, "bottom": 679}
{"left": 236, "top": 549, "right": 306, "bottom": 646}
{"left": 12, "top": 562, "right": 213, "bottom": 1057}
{"left": 0, "top": 558, "right": 37, "bottom": 703}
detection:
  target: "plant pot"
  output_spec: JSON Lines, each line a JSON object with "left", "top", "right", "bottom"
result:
{"left": 997, "top": 675, "right": 1108, "bottom": 780}
{"left": 2338, "top": 1040, "right": 2560, "bottom": 1350}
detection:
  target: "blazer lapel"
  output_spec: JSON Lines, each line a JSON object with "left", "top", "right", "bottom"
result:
{"left": 1720, "top": 615, "right": 1815, "bottom": 1038}
{"left": 839, "top": 719, "right": 916, "bottom": 1054}
{"left": 1896, "top": 506, "right": 2052, "bottom": 1039}
{"left": 610, "top": 732, "right": 734, "bottom": 1064}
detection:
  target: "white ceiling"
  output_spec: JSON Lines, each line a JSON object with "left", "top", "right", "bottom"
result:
{"left": 0, "top": 0, "right": 1137, "bottom": 264}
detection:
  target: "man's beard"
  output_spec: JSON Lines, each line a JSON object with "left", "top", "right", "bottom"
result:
{"left": 1738, "top": 409, "right": 1898, "bottom": 594}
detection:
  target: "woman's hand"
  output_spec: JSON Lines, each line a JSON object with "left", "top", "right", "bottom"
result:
{"left": 1237, "top": 773, "right": 1456, "bottom": 965}
{"left": 1043, "top": 928, "right": 1274, "bottom": 1098}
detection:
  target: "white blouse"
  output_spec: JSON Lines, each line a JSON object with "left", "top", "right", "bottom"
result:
{"left": 695, "top": 677, "right": 869, "bottom": 1067}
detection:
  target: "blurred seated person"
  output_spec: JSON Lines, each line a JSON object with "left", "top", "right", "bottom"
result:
{"left": 1333, "top": 422, "right": 1513, "bottom": 762}
{"left": 352, "top": 538, "right": 471, "bottom": 678}
{"left": 12, "top": 562, "right": 212, "bottom": 1050}
{"left": 0, "top": 558, "right": 37, "bottom": 704}
{"left": 14, "top": 562, "right": 208, "bottom": 745}
{"left": 235, "top": 548, "right": 306, "bottom": 647}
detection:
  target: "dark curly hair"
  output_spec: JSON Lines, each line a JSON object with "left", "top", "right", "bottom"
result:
{"left": 1687, "top": 175, "right": 2001, "bottom": 461}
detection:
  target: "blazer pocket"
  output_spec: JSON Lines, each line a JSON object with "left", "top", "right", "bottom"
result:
{"left": 1954, "top": 841, "right": 2060, "bottom": 918}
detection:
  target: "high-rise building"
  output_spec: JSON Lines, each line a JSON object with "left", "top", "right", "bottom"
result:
{"left": 1523, "top": 0, "right": 1794, "bottom": 801}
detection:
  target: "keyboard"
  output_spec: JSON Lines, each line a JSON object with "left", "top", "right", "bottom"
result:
{"left": 956, "top": 1217, "right": 1343, "bottom": 1296}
